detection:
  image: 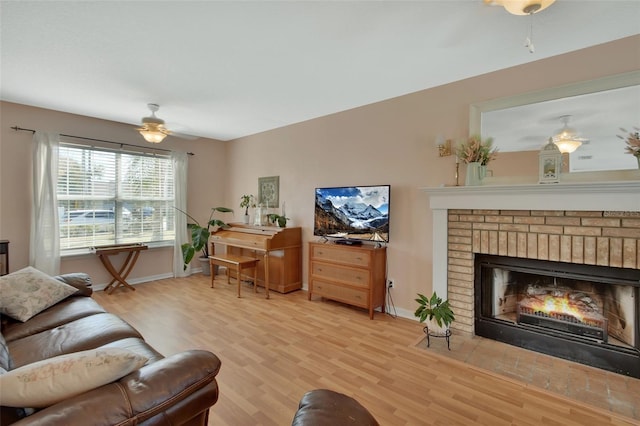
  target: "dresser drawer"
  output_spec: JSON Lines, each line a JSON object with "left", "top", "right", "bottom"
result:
{"left": 311, "top": 245, "right": 371, "bottom": 267}
{"left": 312, "top": 279, "right": 368, "bottom": 308}
{"left": 310, "top": 262, "right": 370, "bottom": 288}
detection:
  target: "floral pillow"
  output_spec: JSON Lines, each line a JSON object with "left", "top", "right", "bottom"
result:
{"left": 0, "top": 348, "right": 148, "bottom": 408}
{"left": 0, "top": 266, "right": 78, "bottom": 322}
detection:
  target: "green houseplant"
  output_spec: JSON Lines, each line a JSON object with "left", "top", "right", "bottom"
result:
{"left": 240, "top": 195, "right": 254, "bottom": 224}
{"left": 414, "top": 292, "right": 455, "bottom": 334}
{"left": 176, "top": 206, "right": 233, "bottom": 271}
{"left": 266, "top": 213, "right": 289, "bottom": 228}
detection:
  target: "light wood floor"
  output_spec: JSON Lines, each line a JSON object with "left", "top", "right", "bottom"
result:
{"left": 93, "top": 275, "right": 638, "bottom": 426}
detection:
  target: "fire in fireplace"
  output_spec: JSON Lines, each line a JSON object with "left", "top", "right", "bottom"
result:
{"left": 516, "top": 285, "right": 608, "bottom": 341}
{"left": 475, "top": 254, "right": 640, "bottom": 378}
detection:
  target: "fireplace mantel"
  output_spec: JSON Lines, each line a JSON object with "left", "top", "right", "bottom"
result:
{"left": 424, "top": 180, "right": 640, "bottom": 211}
{"left": 422, "top": 179, "right": 640, "bottom": 304}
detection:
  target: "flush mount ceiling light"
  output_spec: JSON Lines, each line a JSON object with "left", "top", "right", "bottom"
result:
{"left": 137, "top": 103, "right": 171, "bottom": 143}
{"left": 484, "top": 0, "right": 555, "bottom": 15}
{"left": 552, "top": 115, "right": 586, "bottom": 154}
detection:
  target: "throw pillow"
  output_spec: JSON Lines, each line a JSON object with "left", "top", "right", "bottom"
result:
{"left": 0, "top": 266, "right": 78, "bottom": 322}
{"left": 0, "top": 348, "right": 148, "bottom": 408}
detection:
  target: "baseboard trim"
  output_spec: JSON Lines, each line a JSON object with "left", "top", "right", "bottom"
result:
{"left": 93, "top": 272, "right": 174, "bottom": 291}
{"left": 387, "top": 305, "right": 415, "bottom": 320}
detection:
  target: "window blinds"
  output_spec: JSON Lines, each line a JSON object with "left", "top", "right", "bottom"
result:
{"left": 57, "top": 143, "right": 176, "bottom": 251}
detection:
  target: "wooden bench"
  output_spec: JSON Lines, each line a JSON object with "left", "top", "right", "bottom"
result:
{"left": 209, "top": 253, "right": 264, "bottom": 298}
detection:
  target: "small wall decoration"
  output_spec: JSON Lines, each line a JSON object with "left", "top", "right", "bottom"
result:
{"left": 258, "top": 176, "right": 279, "bottom": 207}
{"left": 539, "top": 138, "right": 562, "bottom": 184}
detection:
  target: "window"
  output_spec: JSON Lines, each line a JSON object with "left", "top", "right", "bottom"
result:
{"left": 58, "top": 143, "right": 175, "bottom": 251}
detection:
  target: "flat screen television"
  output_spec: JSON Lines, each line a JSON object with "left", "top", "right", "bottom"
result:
{"left": 314, "top": 185, "right": 390, "bottom": 243}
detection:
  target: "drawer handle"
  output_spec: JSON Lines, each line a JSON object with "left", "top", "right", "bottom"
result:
{"left": 318, "top": 251, "right": 323, "bottom": 255}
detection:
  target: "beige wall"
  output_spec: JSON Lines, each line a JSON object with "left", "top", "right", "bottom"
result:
{"left": 1, "top": 35, "right": 637, "bottom": 317}
{"left": 0, "top": 102, "right": 228, "bottom": 284}
{"left": 225, "top": 36, "right": 639, "bottom": 317}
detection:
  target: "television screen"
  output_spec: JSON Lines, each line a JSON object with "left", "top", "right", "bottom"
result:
{"left": 314, "top": 185, "right": 390, "bottom": 243}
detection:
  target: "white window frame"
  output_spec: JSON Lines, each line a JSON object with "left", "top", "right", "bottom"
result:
{"left": 57, "top": 142, "right": 176, "bottom": 254}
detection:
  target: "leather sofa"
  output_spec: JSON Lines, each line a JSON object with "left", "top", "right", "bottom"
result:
{"left": 1, "top": 273, "right": 221, "bottom": 425}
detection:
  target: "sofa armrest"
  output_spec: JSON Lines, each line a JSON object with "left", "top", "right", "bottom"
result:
{"left": 54, "top": 273, "right": 93, "bottom": 297}
{"left": 292, "top": 389, "right": 380, "bottom": 426}
{"left": 11, "top": 350, "right": 221, "bottom": 426}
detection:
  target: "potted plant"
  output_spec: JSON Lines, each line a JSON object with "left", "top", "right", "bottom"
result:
{"left": 456, "top": 134, "right": 498, "bottom": 166}
{"left": 240, "top": 195, "right": 254, "bottom": 224}
{"left": 266, "top": 213, "right": 289, "bottom": 228}
{"left": 414, "top": 292, "right": 455, "bottom": 336}
{"left": 175, "top": 206, "right": 233, "bottom": 274}
{"left": 617, "top": 127, "right": 640, "bottom": 169}
{"left": 456, "top": 135, "right": 498, "bottom": 185}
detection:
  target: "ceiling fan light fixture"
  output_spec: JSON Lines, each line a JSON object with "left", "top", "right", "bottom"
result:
{"left": 553, "top": 139, "right": 582, "bottom": 154}
{"left": 138, "top": 125, "right": 169, "bottom": 143}
{"left": 137, "top": 103, "right": 171, "bottom": 143}
{"left": 551, "top": 115, "right": 584, "bottom": 154}
{"left": 485, "top": 0, "right": 555, "bottom": 16}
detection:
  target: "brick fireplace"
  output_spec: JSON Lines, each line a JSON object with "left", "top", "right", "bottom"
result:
{"left": 424, "top": 179, "right": 640, "bottom": 375}
{"left": 447, "top": 208, "right": 640, "bottom": 334}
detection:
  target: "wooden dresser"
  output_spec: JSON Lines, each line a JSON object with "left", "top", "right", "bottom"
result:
{"left": 308, "top": 242, "right": 387, "bottom": 319}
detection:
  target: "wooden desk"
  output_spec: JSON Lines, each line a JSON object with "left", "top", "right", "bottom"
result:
{"left": 211, "top": 224, "right": 302, "bottom": 294}
{"left": 93, "top": 243, "right": 148, "bottom": 294}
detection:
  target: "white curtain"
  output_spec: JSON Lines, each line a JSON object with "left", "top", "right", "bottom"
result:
{"left": 30, "top": 132, "right": 60, "bottom": 275}
{"left": 172, "top": 151, "right": 190, "bottom": 277}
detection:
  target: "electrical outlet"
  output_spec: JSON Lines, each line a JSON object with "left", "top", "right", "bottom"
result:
{"left": 387, "top": 279, "right": 394, "bottom": 289}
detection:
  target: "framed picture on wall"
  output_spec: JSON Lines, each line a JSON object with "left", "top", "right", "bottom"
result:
{"left": 258, "top": 176, "right": 279, "bottom": 207}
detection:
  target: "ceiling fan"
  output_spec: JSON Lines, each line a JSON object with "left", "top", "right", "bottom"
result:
{"left": 137, "top": 103, "right": 198, "bottom": 143}
{"left": 551, "top": 115, "right": 587, "bottom": 153}
{"left": 483, "top": 0, "right": 555, "bottom": 15}
{"left": 484, "top": 0, "right": 556, "bottom": 53}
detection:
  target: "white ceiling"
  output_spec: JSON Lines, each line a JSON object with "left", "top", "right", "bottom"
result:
{"left": 1, "top": 1, "right": 639, "bottom": 142}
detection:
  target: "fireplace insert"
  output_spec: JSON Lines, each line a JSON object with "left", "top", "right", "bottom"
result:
{"left": 474, "top": 254, "right": 640, "bottom": 378}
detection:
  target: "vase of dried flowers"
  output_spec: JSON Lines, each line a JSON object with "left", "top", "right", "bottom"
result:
{"left": 457, "top": 135, "right": 498, "bottom": 186}
{"left": 618, "top": 127, "right": 640, "bottom": 169}
{"left": 465, "top": 162, "right": 482, "bottom": 186}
